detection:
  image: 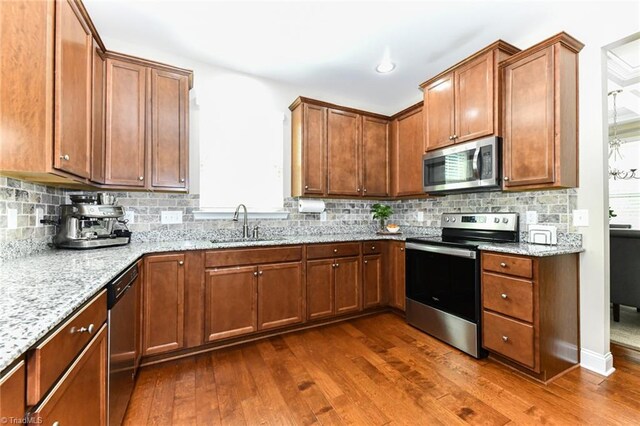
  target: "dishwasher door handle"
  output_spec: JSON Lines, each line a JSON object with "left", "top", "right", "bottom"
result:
{"left": 405, "top": 242, "right": 477, "bottom": 259}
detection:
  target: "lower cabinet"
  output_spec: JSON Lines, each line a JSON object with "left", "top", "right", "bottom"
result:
{"left": 204, "top": 260, "right": 304, "bottom": 342}
{"left": 0, "top": 359, "right": 26, "bottom": 423}
{"left": 307, "top": 253, "right": 362, "bottom": 320}
{"left": 387, "top": 242, "right": 406, "bottom": 311}
{"left": 335, "top": 257, "right": 362, "bottom": 314}
{"left": 31, "top": 325, "right": 108, "bottom": 426}
{"left": 363, "top": 254, "right": 383, "bottom": 308}
{"left": 143, "top": 254, "right": 186, "bottom": 356}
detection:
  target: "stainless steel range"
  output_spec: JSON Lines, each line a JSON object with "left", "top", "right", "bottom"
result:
{"left": 405, "top": 212, "right": 519, "bottom": 358}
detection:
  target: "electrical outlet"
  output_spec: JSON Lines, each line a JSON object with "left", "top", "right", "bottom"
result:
{"left": 161, "top": 210, "right": 182, "bottom": 224}
{"left": 35, "top": 208, "right": 44, "bottom": 227}
{"left": 124, "top": 210, "right": 135, "bottom": 224}
{"left": 320, "top": 211, "right": 327, "bottom": 222}
{"left": 572, "top": 209, "right": 589, "bottom": 227}
{"left": 7, "top": 208, "right": 18, "bottom": 229}
{"left": 526, "top": 211, "right": 538, "bottom": 225}
{"left": 416, "top": 211, "right": 425, "bottom": 222}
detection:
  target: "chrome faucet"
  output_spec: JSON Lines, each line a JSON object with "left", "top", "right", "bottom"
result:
{"left": 233, "top": 204, "right": 249, "bottom": 239}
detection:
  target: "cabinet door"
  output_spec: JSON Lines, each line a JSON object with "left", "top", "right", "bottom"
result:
{"left": 150, "top": 68, "right": 189, "bottom": 189}
{"left": 363, "top": 254, "right": 383, "bottom": 309}
{"left": 389, "top": 242, "right": 406, "bottom": 311}
{"left": 205, "top": 266, "right": 257, "bottom": 342}
{"left": 143, "top": 254, "right": 185, "bottom": 355}
{"left": 303, "top": 104, "right": 326, "bottom": 194}
{"left": 134, "top": 260, "right": 143, "bottom": 371}
{"left": 53, "top": 0, "right": 92, "bottom": 179}
{"left": 327, "top": 109, "right": 361, "bottom": 196}
{"left": 454, "top": 51, "right": 494, "bottom": 143}
{"left": 258, "top": 262, "right": 304, "bottom": 330}
{"left": 503, "top": 47, "right": 555, "bottom": 188}
{"left": 306, "top": 259, "right": 335, "bottom": 320}
{"left": 335, "top": 256, "right": 361, "bottom": 314}
{"left": 362, "top": 116, "right": 389, "bottom": 196}
{"left": 424, "top": 73, "right": 455, "bottom": 151}
{"left": 91, "top": 46, "right": 106, "bottom": 183}
{"left": 105, "top": 58, "right": 147, "bottom": 186}
{"left": 32, "top": 325, "right": 107, "bottom": 426}
{"left": 391, "top": 107, "right": 424, "bottom": 196}
{"left": 0, "top": 360, "right": 25, "bottom": 421}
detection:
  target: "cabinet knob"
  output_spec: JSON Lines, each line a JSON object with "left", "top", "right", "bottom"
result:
{"left": 501, "top": 293, "right": 508, "bottom": 299}
{"left": 400, "top": 248, "right": 404, "bottom": 251}
{"left": 304, "top": 185, "right": 309, "bottom": 189}
{"left": 139, "top": 176, "right": 144, "bottom": 181}
{"left": 180, "top": 178, "right": 185, "bottom": 183}
{"left": 178, "top": 260, "right": 184, "bottom": 265}
{"left": 364, "top": 260, "right": 368, "bottom": 264}
{"left": 504, "top": 177, "right": 510, "bottom": 181}
{"left": 453, "top": 134, "right": 457, "bottom": 139}
{"left": 356, "top": 188, "right": 361, "bottom": 192}
{"left": 254, "top": 272, "right": 258, "bottom": 276}
{"left": 59, "top": 154, "right": 70, "bottom": 161}
{"left": 502, "top": 336, "right": 509, "bottom": 342}
{"left": 448, "top": 136, "right": 454, "bottom": 140}
{"left": 335, "top": 263, "right": 339, "bottom": 268}
{"left": 53, "top": 422, "right": 60, "bottom": 426}
{"left": 371, "top": 246, "right": 375, "bottom": 250}
{"left": 259, "top": 271, "right": 263, "bottom": 275}
{"left": 332, "top": 264, "right": 336, "bottom": 268}
{"left": 333, "top": 249, "right": 338, "bottom": 253}
{"left": 500, "top": 262, "right": 507, "bottom": 268}
{"left": 72, "top": 323, "right": 94, "bottom": 335}
{"left": 363, "top": 188, "right": 367, "bottom": 193}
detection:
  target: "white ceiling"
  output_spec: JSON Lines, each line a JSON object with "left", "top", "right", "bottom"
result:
{"left": 84, "top": 0, "right": 630, "bottom": 115}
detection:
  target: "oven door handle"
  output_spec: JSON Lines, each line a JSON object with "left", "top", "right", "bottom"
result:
{"left": 406, "top": 242, "right": 477, "bottom": 259}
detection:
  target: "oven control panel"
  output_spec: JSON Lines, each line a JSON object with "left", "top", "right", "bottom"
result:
{"left": 441, "top": 213, "right": 518, "bottom": 232}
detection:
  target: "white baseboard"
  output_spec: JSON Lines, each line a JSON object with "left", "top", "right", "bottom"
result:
{"left": 580, "top": 348, "right": 616, "bottom": 376}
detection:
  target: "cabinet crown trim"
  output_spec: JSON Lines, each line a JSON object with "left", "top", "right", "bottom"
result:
{"left": 419, "top": 39, "right": 520, "bottom": 89}
{"left": 104, "top": 51, "right": 194, "bottom": 88}
{"left": 498, "top": 32, "right": 585, "bottom": 68}
{"left": 288, "top": 96, "right": 389, "bottom": 120}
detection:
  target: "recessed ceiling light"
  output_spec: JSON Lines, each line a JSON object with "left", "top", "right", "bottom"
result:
{"left": 376, "top": 60, "right": 396, "bottom": 74}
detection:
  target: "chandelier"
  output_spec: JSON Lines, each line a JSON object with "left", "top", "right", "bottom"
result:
{"left": 608, "top": 89, "right": 639, "bottom": 180}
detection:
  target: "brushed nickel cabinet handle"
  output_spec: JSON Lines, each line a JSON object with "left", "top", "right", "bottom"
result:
{"left": 448, "top": 136, "right": 454, "bottom": 140}
{"left": 259, "top": 271, "right": 263, "bottom": 275}
{"left": 333, "top": 249, "right": 338, "bottom": 253}
{"left": 304, "top": 185, "right": 309, "bottom": 189}
{"left": 332, "top": 264, "right": 336, "bottom": 268}
{"left": 371, "top": 246, "right": 375, "bottom": 250}
{"left": 400, "top": 248, "right": 404, "bottom": 251}
{"left": 452, "top": 134, "right": 458, "bottom": 139}
{"left": 178, "top": 261, "right": 184, "bottom": 265}
{"left": 356, "top": 188, "right": 361, "bottom": 192}
{"left": 72, "top": 323, "right": 95, "bottom": 335}
{"left": 500, "top": 262, "right": 507, "bottom": 268}
{"left": 139, "top": 176, "right": 144, "bottom": 181}
{"left": 504, "top": 177, "right": 510, "bottom": 181}
{"left": 364, "top": 260, "right": 368, "bottom": 264}
{"left": 335, "top": 263, "right": 339, "bottom": 267}
{"left": 502, "top": 336, "right": 509, "bottom": 342}
{"left": 501, "top": 293, "right": 508, "bottom": 299}
{"left": 363, "top": 188, "right": 367, "bottom": 193}
{"left": 254, "top": 272, "right": 258, "bottom": 276}
{"left": 60, "top": 154, "right": 70, "bottom": 161}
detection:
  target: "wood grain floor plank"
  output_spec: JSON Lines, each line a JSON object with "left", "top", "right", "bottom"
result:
{"left": 125, "top": 313, "right": 640, "bottom": 426}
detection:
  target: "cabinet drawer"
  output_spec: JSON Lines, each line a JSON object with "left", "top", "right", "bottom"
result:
{"left": 482, "top": 273, "right": 534, "bottom": 322}
{"left": 483, "top": 252, "right": 532, "bottom": 278}
{"left": 362, "top": 241, "right": 383, "bottom": 255}
{"left": 483, "top": 311, "right": 535, "bottom": 368}
{"left": 205, "top": 246, "right": 302, "bottom": 268}
{"left": 27, "top": 290, "right": 107, "bottom": 405}
{"left": 307, "top": 242, "right": 361, "bottom": 260}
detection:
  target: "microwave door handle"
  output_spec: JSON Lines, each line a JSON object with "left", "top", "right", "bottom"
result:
{"left": 472, "top": 147, "right": 480, "bottom": 179}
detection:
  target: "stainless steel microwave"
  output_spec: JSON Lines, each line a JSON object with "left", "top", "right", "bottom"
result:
{"left": 423, "top": 136, "right": 501, "bottom": 194}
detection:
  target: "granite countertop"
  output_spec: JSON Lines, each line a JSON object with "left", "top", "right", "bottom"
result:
{"left": 0, "top": 232, "right": 582, "bottom": 372}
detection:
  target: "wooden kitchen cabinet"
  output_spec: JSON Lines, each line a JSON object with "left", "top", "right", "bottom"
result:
{"left": 205, "top": 266, "right": 258, "bottom": 342}
{"left": 361, "top": 116, "right": 389, "bottom": 196}
{"left": 0, "top": 359, "right": 26, "bottom": 422}
{"left": 54, "top": 0, "right": 93, "bottom": 179}
{"left": 501, "top": 32, "right": 583, "bottom": 191}
{"left": 334, "top": 256, "right": 362, "bottom": 314}
{"left": 290, "top": 97, "right": 389, "bottom": 199}
{"left": 327, "top": 108, "right": 361, "bottom": 196}
{"left": 307, "top": 259, "right": 336, "bottom": 320}
{"left": 387, "top": 242, "right": 406, "bottom": 311}
{"left": 143, "top": 254, "right": 185, "bottom": 356}
{"left": 291, "top": 101, "right": 327, "bottom": 196}
{"left": 421, "top": 41, "right": 519, "bottom": 152}
{"left": 91, "top": 46, "right": 107, "bottom": 184}
{"left": 481, "top": 251, "right": 579, "bottom": 382}
{"left": 31, "top": 325, "right": 107, "bottom": 426}
{"left": 390, "top": 103, "right": 426, "bottom": 197}
{"left": 258, "top": 262, "right": 304, "bottom": 330}
{"left": 363, "top": 254, "right": 383, "bottom": 309}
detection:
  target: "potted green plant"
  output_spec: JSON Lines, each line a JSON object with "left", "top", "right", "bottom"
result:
{"left": 371, "top": 203, "right": 393, "bottom": 231}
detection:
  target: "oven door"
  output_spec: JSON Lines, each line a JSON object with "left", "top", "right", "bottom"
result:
{"left": 423, "top": 136, "right": 500, "bottom": 194}
{"left": 405, "top": 243, "right": 479, "bottom": 322}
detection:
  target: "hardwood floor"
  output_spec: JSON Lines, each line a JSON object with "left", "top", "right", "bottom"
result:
{"left": 123, "top": 313, "right": 640, "bottom": 425}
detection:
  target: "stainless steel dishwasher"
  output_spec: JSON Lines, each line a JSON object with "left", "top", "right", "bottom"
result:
{"left": 107, "top": 262, "right": 139, "bottom": 426}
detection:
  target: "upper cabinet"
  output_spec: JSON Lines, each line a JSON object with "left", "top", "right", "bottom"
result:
{"left": 290, "top": 97, "right": 389, "bottom": 198}
{"left": 501, "top": 33, "right": 583, "bottom": 191}
{"left": 390, "top": 103, "right": 426, "bottom": 197}
{"left": 421, "top": 41, "right": 520, "bottom": 152}
{"left": 0, "top": 0, "right": 193, "bottom": 192}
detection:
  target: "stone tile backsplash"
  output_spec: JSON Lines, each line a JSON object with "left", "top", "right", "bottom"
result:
{"left": 0, "top": 176, "right": 580, "bottom": 260}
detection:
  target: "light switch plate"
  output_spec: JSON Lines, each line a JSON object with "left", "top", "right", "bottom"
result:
{"left": 526, "top": 211, "right": 538, "bottom": 224}
{"left": 320, "top": 211, "right": 327, "bottom": 222}
{"left": 572, "top": 209, "right": 589, "bottom": 227}
{"left": 7, "top": 208, "right": 18, "bottom": 229}
{"left": 35, "top": 208, "right": 44, "bottom": 227}
{"left": 161, "top": 210, "right": 182, "bottom": 224}
{"left": 416, "top": 211, "right": 425, "bottom": 222}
